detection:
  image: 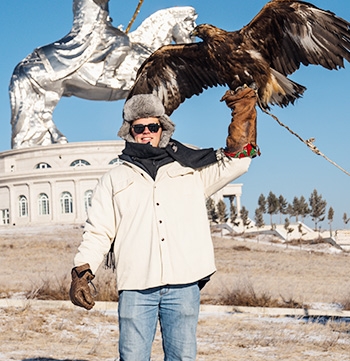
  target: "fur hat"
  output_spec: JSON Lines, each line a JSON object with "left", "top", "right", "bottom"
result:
{"left": 118, "top": 94, "right": 175, "bottom": 148}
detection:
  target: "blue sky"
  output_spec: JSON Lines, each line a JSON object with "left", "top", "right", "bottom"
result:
{"left": 1, "top": 1, "right": 350, "bottom": 230}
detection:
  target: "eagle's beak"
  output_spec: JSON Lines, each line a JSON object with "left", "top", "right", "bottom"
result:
{"left": 190, "top": 28, "right": 198, "bottom": 38}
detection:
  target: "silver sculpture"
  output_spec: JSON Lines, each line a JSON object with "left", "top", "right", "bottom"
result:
{"left": 9, "top": 0, "right": 197, "bottom": 149}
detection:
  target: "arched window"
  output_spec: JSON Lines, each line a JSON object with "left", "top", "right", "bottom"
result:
{"left": 60, "top": 192, "right": 73, "bottom": 214}
{"left": 109, "top": 158, "right": 123, "bottom": 166}
{"left": 84, "top": 190, "right": 93, "bottom": 213}
{"left": 1, "top": 209, "right": 9, "bottom": 225}
{"left": 38, "top": 193, "right": 50, "bottom": 215}
{"left": 70, "top": 159, "right": 90, "bottom": 167}
{"left": 35, "top": 162, "right": 51, "bottom": 169}
{"left": 19, "top": 195, "right": 28, "bottom": 217}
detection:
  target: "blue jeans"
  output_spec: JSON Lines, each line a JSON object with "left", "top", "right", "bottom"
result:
{"left": 118, "top": 283, "right": 200, "bottom": 361}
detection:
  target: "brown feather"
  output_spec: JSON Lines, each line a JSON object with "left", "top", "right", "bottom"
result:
{"left": 127, "top": 0, "right": 350, "bottom": 114}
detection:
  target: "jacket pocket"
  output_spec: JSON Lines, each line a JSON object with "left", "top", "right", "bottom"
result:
{"left": 166, "top": 167, "right": 199, "bottom": 198}
{"left": 167, "top": 166, "right": 194, "bottom": 178}
{"left": 112, "top": 178, "right": 134, "bottom": 196}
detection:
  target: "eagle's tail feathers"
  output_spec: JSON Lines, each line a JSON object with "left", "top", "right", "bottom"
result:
{"left": 265, "top": 69, "right": 306, "bottom": 109}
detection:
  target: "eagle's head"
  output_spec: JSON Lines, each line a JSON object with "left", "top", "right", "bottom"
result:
{"left": 190, "top": 24, "right": 226, "bottom": 42}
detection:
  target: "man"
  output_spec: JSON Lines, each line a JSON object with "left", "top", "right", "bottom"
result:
{"left": 70, "top": 87, "right": 258, "bottom": 360}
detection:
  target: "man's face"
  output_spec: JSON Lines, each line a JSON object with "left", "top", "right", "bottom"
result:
{"left": 131, "top": 117, "right": 162, "bottom": 147}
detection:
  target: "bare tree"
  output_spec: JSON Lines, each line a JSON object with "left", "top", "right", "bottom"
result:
{"left": 258, "top": 193, "right": 266, "bottom": 214}
{"left": 230, "top": 202, "right": 240, "bottom": 227}
{"left": 290, "top": 196, "right": 300, "bottom": 222}
{"left": 287, "top": 196, "right": 310, "bottom": 223}
{"left": 267, "top": 191, "right": 279, "bottom": 228}
{"left": 327, "top": 206, "right": 334, "bottom": 237}
{"left": 206, "top": 197, "right": 218, "bottom": 224}
{"left": 284, "top": 217, "right": 294, "bottom": 242}
{"left": 278, "top": 195, "right": 288, "bottom": 223}
{"left": 286, "top": 202, "right": 294, "bottom": 220}
{"left": 240, "top": 206, "right": 250, "bottom": 233}
{"left": 254, "top": 208, "right": 265, "bottom": 229}
{"left": 298, "top": 223, "right": 306, "bottom": 249}
{"left": 254, "top": 208, "right": 264, "bottom": 242}
{"left": 298, "top": 195, "right": 310, "bottom": 222}
{"left": 217, "top": 199, "right": 228, "bottom": 224}
{"left": 309, "top": 189, "right": 327, "bottom": 231}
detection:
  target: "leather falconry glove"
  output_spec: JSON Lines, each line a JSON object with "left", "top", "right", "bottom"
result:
{"left": 220, "top": 86, "right": 260, "bottom": 158}
{"left": 69, "top": 263, "right": 96, "bottom": 310}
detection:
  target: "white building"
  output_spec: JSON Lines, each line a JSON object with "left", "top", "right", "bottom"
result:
{"left": 0, "top": 141, "right": 243, "bottom": 227}
{"left": 0, "top": 141, "right": 123, "bottom": 226}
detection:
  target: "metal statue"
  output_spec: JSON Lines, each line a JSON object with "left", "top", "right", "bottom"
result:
{"left": 9, "top": 0, "right": 197, "bottom": 149}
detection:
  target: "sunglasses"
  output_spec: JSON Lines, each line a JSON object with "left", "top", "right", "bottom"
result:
{"left": 131, "top": 123, "right": 161, "bottom": 134}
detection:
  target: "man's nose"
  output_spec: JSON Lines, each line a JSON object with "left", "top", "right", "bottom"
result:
{"left": 142, "top": 126, "right": 151, "bottom": 134}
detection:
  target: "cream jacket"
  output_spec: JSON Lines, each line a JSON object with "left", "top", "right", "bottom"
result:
{"left": 74, "top": 156, "right": 251, "bottom": 290}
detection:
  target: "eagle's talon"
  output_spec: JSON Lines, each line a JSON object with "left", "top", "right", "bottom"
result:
{"left": 233, "top": 84, "right": 248, "bottom": 93}
{"left": 234, "top": 83, "right": 257, "bottom": 94}
{"left": 249, "top": 82, "right": 258, "bottom": 91}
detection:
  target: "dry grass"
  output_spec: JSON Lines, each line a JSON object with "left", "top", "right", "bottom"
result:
{"left": 2, "top": 226, "right": 350, "bottom": 308}
{"left": 211, "top": 279, "right": 303, "bottom": 308}
{"left": 0, "top": 303, "right": 349, "bottom": 361}
{"left": 1, "top": 225, "right": 350, "bottom": 360}
{"left": 24, "top": 273, "right": 119, "bottom": 303}
{"left": 341, "top": 294, "right": 350, "bottom": 311}
{"left": 201, "top": 235, "right": 350, "bottom": 310}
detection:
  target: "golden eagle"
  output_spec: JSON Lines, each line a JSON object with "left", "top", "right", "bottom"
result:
{"left": 127, "top": 0, "right": 350, "bottom": 114}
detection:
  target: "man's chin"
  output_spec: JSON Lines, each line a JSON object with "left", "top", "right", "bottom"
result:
{"left": 136, "top": 140, "right": 159, "bottom": 147}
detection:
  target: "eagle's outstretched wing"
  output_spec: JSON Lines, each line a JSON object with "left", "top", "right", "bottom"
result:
{"left": 243, "top": 0, "right": 350, "bottom": 75}
{"left": 128, "top": 0, "right": 350, "bottom": 115}
{"left": 126, "top": 42, "right": 226, "bottom": 115}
